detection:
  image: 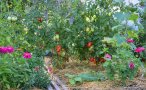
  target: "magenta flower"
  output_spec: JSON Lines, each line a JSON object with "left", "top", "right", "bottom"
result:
{"left": 104, "top": 54, "right": 112, "bottom": 60}
{"left": 127, "top": 38, "right": 134, "bottom": 43}
{"left": 129, "top": 62, "right": 135, "bottom": 69}
{"left": 23, "top": 52, "right": 32, "bottom": 59}
{"left": 134, "top": 47, "right": 145, "bottom": 53}
{"left": 0, "top": 47, "right": 8, "bottom": 54}
{"left": 6, "top": 46, "right": 14, "bottom": 53}
{"left": 47, "top": 67, "right": 53, "bottom": 73}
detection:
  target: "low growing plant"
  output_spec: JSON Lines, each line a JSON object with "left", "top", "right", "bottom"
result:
{"left": 65, "top": 71, "right": 106, "bottom": 85}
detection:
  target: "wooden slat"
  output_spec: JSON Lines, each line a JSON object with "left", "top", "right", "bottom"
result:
{"left": 53, "top": 75, "right": 68, "bottom": 90}
{"left": 48, "top": 84, "right": 53, "bottom": 90}
{"left": 51, "top": 81, "right": 61, "bottom": 90}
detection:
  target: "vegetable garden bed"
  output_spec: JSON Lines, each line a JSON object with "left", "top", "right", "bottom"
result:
{"left": 1, "top": 0, "right": 146, "bottom": 90}
{"left": 52, "top": 59, "right": 146, "bottom": 90}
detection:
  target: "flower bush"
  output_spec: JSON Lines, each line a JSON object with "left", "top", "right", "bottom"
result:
{"left": 0, "top": 46, "right": 50, "bottom": 89}
{"left": 102, "top": 33, "right": 145, "bottom": 83}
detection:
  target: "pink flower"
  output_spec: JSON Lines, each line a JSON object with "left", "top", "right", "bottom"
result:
{"left": 104, "top": 54, "right": 112, "bottom": 60}
{"left": 0, "top": 47, "right": 8, "bottom": 54}
{"left": 129, "top": 62, "right": 135, "bottom": 69}
{"left": 127, "top": 38, "right": 134, "bottom": 43}
{"left": 23, "top": 52, "right": 32, "bottom": 59}
{"left": 6, "top": 46, "right": 14, "bottom": 53}
{"left": 47, "top": 67, "right": 53, "bottom": 73}
{"left": 134, "top": 47, "right": 145, "bottom": 53}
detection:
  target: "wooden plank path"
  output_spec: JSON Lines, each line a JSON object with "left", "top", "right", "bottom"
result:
{"left": 48, "top": 75, "right": 68, "bottom": 90}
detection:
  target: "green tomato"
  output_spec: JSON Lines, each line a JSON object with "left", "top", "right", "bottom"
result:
{"left": 55, "top": 34, "right": 59, "bottom": 39}
{"left": 61, "top": 51, "right": 65, "bottom": 57}
{"left": 53, "top": 34, "right": 59, "bottom": 41}
{"left": 91, "top": 28, "right": 94, "bottom": 32}
{"left": 89, "top": 46, "right": 94, "bottom": 52}
{"left": 86, "top": 27, "right": 90, "bottom": 32}
{"left": 24, "top": 27, "right": 28, "bottom": 31}
{"left": 24, "top": 27, "right": 28, "bottom": 34}
{"left": 93, "top": 15, "right": 96, "bottom": 19}
{"left": 91, "top": 15, "right": 96, "bottom": 22}
{"left": 85, "top": 17, "right": 90, "bottom": 22}
{"left": 7, "top": 16, "right": 12, "bottom": 21}
{"left": 11, "top": 16, "right": 17, "bottom": 21}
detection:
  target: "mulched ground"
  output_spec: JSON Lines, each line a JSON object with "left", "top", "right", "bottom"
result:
{"left": 54, "top": 58, "right": 146, "bottom": 90}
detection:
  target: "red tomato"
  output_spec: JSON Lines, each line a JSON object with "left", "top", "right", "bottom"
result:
{"left": 89, "top": 57, "right": 96, "bottom": 63}
{"left": 87, "top": 42, "right": 93, "bottom": 48}
{"left": 56, "top": 45, "right": 62, "bottom": 52}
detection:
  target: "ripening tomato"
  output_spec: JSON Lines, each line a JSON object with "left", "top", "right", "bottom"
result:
{"left": 99, "top": 58, "right": 106, "bottom": 63}
{"left": 38, "top": 17, "right": 43, "bottom": 23}
{"left": 56, "top": 45, "right": 62, "bottom": 52}
{"left": 87, "top": 42, "right": 93, "bottom": 48}
{"left": 89, "top": 57, "right": 96, "bottom": 62}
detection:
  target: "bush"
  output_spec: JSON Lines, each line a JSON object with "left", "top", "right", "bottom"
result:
{"left": 0, "top": 46, "right": 50, "bottom": 89}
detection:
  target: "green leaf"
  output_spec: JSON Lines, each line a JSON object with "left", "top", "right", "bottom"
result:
{"left": 6, "top": 84, "right": 10, "bottom": 89}
{"left": 114, "top": 34, "right": 126, "bottom": 46}
{"left": 69, "top": 79, "right": 76, "bottom": 85}
{"left": 65, "top": 73, "right": 75, "bottom": 78}
{"left": 112, "top": 25, "right": 123, "bottom": 31}
{"left": 113, "top": 0, "right": 123, "bottom": 3}
{"left": 114, "top": 12, "right": 130, "bottom": 21}
{"left": 103, "top": 61, "right": 110, "bottom": 67}
{"left": 129, "top": 13, "right": 139, "bottom": 21}
{"left": 130, "top": 43, "right": 136, "bottom": 50}
{"left": 74, "top": 77, "right": 82, "bottom": 82}
{"left": 78, "top": 73, "right": 98, "bottom": 81}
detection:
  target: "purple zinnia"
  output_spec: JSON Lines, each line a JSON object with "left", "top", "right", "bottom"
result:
{"left": 23, "top": 52, "right": 32, "bottom": 59}
{"left": 104, "top": 54, "right": 112, "bottom": 60}
{"left": 6, "top": 46, "right": 14, "bottom": 53}
{"left": 0, "top": 47, "right": 8, "bottom": 54}
{"left": 134, "top": 47, "right": 145, "bottom": 53}
{"left": 127, "top": 38, "right": 134, "bottom": 43}
{"left": 129, "top": 62, "right": 135, "bottom": 69}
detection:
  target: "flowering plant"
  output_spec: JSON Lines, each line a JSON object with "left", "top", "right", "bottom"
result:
{"left": 102, "top": 33, "right": 145, "bottom": 84}
{"left": 103, "top": 48, "right": 141, "bottom": 82}
{"left": 0, "top": 46, "right": 50, "bottom": 89}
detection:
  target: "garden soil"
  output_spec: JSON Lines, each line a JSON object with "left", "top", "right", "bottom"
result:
{"left": 54, "top": 58, "right": 146, "bottom": 90}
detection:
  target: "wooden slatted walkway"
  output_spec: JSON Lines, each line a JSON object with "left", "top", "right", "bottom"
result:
{"left": 48, "top": 75, "right": 68, "bottom": 90}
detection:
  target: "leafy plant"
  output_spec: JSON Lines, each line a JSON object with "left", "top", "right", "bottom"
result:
{"left": 102, "top": 34, "right": 144, "bottom": 84}
{"left": 65, "top": 72, "right": 106, "bottom": 85}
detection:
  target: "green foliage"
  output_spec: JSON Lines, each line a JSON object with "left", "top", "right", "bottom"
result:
{"left": 0, "top": 0, "right": 146, "bottom": 88}
{"left": 102, "top": 34, "right": 141, "bottom": 84}
{"left": 65, "top": 72, "right": 106, "bottom": 85}
{"left": 0, "top": 53, "right": 50, "bottom": 89}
